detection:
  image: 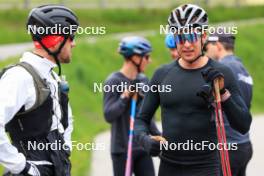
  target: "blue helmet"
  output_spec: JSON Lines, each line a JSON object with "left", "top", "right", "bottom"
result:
{"left": 118, "top": 36, "right": 152, "bottom": 58}
{"left": 165, "top": 34, "right": 176, "bottom": 49}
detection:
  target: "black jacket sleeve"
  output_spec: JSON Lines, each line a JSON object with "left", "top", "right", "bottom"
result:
{"left": 134, "top": 68, "right": 162, "bottom": 136}
{"left": 220, "top": 65, "right": 252, "bottom": 134}
{"left": 103, "top": 78, "right": 129, "bottom": 123}
{"left": 136, "top": 97, "right": 161, "bottom": 136}
{"left": 135, "top": 73, "right": 161, "bottom": 136}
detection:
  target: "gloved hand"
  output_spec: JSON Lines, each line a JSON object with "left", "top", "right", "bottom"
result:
{"left": 196, "top": 84, "right": 214, "bottom": 108}
{"left": 122, "top": 78, "right": 145, "bottom": 99}
{"left": 20, "top": 161, "right": 41, "bottom": 176}
{"left": 140, "top": 134, "right": 166, "bottom": 157}
{"left": 132, "top": 78, "right": 147, "bottom": 98}
{"left": 120, "top": 79, "right": 140, "bottom": 99}
{"left": 201, "top": 67, "right": 225, "bottom": 93}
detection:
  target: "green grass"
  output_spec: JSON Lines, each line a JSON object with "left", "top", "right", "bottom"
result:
{"left": 2, "top": 0, "right": 170, "bottom": 2}
{"left": 0, "top": 23, "right": 263, "bottom": 175}
{"left": 235, "top": 24, "right": 264, "bottom": 113}
{"left": 0, "top": 5, "right": 264, "bottom": 44}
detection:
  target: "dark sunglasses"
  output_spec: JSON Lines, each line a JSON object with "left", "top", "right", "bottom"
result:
{"left": 175, "top": 32, "right": 201, "bottom": 45}
{"left": 143, "top": 55, "right": 150, "bottom": 60}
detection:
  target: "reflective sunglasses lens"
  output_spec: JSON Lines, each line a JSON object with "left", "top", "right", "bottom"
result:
{"left": 175, "top": 33, "right": 200, "bottom": 44}
{"left": 175, "top": 35, "right": 183, "bottom": 45}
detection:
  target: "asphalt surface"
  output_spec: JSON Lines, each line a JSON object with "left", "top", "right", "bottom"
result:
{"left": 90, "top": 115, "right": 264, "bottom": 176}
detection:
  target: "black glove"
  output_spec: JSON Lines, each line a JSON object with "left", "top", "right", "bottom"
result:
{"left": 202, "top": 67, "right": 228, "bottom": 96}
{"left": 130, "top": 78, "right": 145, "bottom": 97}
{"left": 201, "top": 67, "right": 224, "bottom": 85}
{"left": 20, "top": 161, "right": 40, "bottom": 176}
{"left": 201, "top": 67, "right": 227, "bottom": 95}
{"left": 196, "top": 84, "right": 214, "bottom": 108}
{"left": 140, "top": 134, "right": 161, "bottom": 157}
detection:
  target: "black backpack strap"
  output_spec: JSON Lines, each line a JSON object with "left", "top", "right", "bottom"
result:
{"left": 16, "top": 62, "right": 50, "bottom": 115}
{"left": 51, "top": 71, "right": 70, "bottom": 129}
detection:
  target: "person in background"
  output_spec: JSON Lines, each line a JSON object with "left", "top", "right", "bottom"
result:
{"left": 103, "top": 36, "right": 161, "bottom": 176}
{"left": 205, "top": 31, "right": 253, "bottom": 176}
{"left": 165, "top": 33, "right": 179, "bottom": 60}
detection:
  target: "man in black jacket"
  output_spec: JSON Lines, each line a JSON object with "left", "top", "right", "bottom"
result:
{"left": 205, "top": 31, "right": 253, "bottom": 176}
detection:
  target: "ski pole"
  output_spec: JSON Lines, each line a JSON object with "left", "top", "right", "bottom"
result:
{"left": 125, "top": 93, "right": 138, "bottom": 176}
{"left": 213, "top": 79, "right": 232, "bottom": 176}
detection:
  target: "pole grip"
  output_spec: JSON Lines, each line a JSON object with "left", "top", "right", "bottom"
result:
{"left": 132, "top": 92, "right": 138, "bottom": 101}
{"left": 213, "top": 78, "right": 221, "bottom": 103}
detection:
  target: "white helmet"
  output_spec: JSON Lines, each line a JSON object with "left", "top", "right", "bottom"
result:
{"left": 168, "top": 4, "right": 208, "bottom": 31}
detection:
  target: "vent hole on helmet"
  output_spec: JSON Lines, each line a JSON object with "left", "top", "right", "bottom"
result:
{"left": 186, "top": 8, "right": 193, "bottom": 18}
{"left": 194, "top": 9, "right": 202, "bottom": 17}
{"left": 182, "top": 4, "right": 188, "bottom": 10}
{"left": 43, "top": 9, "right": 53, "bottom": 13}
{"left": 201, "top": 14, "right": 208, "bottom": 22}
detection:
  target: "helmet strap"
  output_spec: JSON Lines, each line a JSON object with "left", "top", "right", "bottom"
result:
{"left": 36, "top": 36, "right": 68, "bottom": 76}
{"left": 130, "top": 57, "right": 143, "bottom": 73}
{"left": 187, "top": 37, "right": 204, "bottom": 64}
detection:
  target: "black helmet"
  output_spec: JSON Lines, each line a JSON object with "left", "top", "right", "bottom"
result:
{"left": 27, "top": 4, "right": 79, "bottom": 40}
{"left": 27, "top": 5, "right": 79, "bottom": 76}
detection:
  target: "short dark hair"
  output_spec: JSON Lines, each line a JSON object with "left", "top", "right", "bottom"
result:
{"left": 203, "top": 41, "right": 216, "bottom": 52}
{"left": 220, "top": 41, "right": 234, "bottom": 51}
{"left": 204, "top": 41, "right": 234, "bottom": 52}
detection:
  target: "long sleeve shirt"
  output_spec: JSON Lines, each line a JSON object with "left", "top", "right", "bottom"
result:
{"left": 135, "top": 59, "right": 252, "bottom": 164}
{"left": 220, "top": 55, "right": 253, "bottom": 144}
{"left": 103, "top": 72, "right": 161, "bottom": 154}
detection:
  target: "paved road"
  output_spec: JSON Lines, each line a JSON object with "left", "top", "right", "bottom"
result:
{"left": 1, "top": 18, "right": 264, "bottom": 61}
{"left": 0, "top": 42, "right": 33, "bottom": 61}
{"left": 90, "top": 115, "right": 264, "bottom": 176}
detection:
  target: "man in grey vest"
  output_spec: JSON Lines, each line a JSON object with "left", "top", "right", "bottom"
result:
{"left": 0, "top": 5, "right": 79, "bottom": 176}
{"left": 205, "top": 31, "right": 253, "bottom": 176}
